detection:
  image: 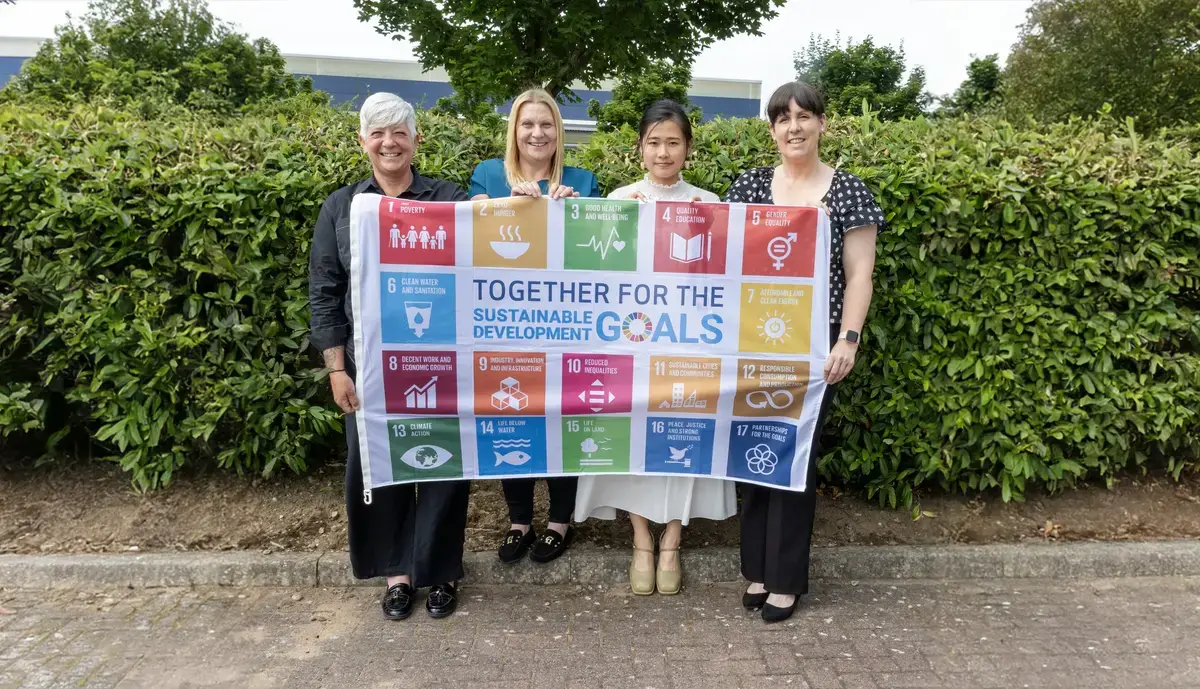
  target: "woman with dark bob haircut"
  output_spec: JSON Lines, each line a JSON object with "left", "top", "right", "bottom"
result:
{"left": 574, "top": 100, "right": 733, "bottom": 597}
{"left": 725, "top": 82, "right": 887, "bottom": 622}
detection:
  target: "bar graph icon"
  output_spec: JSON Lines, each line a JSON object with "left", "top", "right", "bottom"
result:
{"left": 405, "top": 377, "right": 438, "bottom": 409}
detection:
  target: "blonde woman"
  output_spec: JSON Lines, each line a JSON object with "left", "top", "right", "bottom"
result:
{"left": 574, "top": 100, "right": 736, "bottom": 596}
{"left": 469, "top": 88, "right": 601, "bottom": 202}
{"left": 469, "top": 89, "right": 601, "bottom": 565}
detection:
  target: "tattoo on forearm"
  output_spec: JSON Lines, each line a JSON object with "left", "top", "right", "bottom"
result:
{"left": 322, "top": 346, "right": 344, "bottom": 369}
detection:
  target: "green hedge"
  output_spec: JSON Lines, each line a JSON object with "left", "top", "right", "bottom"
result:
{"left": 581, "top": 116, "right": 1200, "bottom": 504}
{"left": 2, "top": 101, "right": 1197, "bottom": 501}
{"left": 0, "top": 102, "right": 502, "bottom": 488}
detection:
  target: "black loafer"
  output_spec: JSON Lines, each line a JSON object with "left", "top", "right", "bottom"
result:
{"left": 426, "top": 583, "right": 458, "bottom": 619}
{"left": 742, "top": 589, "right": 769, "bottom": 610}
{"left": 762, "top": 598, "right": 797, "bottom": 623}
{"left": 529, "top": 526, "right": 575, "bottom": 563}
{"left": 498, "top": 528, "right": 536, "bottom": 564}
{"left": 381, "top": 582, "right": 415, "bottom": 621}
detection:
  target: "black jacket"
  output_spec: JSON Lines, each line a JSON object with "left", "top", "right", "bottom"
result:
{"left": 308, "top": 169, "right": 468, "bottom": 364}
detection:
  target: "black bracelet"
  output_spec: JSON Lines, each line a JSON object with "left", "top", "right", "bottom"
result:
{"left": 328, "top": 368, "right": 345, "bottom": 374}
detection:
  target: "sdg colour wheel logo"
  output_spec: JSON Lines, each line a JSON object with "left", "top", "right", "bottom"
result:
{"left": 621, "top": 312, "right": 654, "bottom": 342}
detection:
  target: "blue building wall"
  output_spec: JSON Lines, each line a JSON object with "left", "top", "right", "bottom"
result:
{"left": 304, "top": 74, "right": 456, "bottom": 110}
{"left": 298, "top": 75, "right": 760, "bottom": 121}
{"left": 2, "top": 56, "right": 759, "bottom": 121}
{"left": 1, "top": 56, "right": 25, "bottom": 84}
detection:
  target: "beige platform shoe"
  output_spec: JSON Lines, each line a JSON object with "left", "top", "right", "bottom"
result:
{"left": 630, "top": 546, "right": 655, "bottom": 595}
{"left": 656, "top": 535, "right": 681, "bottom": 595}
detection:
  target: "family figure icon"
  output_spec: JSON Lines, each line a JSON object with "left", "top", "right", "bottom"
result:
{"left": 389, "top": 224, "right": 448, "bottom": 251}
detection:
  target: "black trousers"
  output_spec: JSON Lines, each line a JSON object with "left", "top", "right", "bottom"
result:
{"left": 739, "top": 327, "right": 840, "bottom": 596}
{"left": 501, "top": 477, "right": 577, "bottom": 525}
{"left": 344, "top": 412, "right": 471, "bottom": 586}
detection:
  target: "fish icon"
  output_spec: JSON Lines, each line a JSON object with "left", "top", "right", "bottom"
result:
{"left": 495, "top": 450, "right": 532, "bottom": 467}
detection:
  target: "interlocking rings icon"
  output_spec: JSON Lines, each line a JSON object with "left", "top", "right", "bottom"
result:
{"left": 745, "top": 389, "right": 795, "bottom": 410}
{"left": 745, "top": 444, "right": 779, "bottom": 476}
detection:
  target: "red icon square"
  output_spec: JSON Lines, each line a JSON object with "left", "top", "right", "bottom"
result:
{"left": 741, "top": 205, "right": 817, "bottom": 278}
{"left": 381, "top": 350, "right": 458, "bottom": 415}
{"left": 561, "top": 354, "right": 634, "bottom": 415}
{"left": 378, "top": 197, "right": 456, "bottom": 266}
{"left": 652, "top": 202, "right": 729, "bottom": 274}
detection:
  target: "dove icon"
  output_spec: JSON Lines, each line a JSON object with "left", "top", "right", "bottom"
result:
{"left": 666, "top": 444, "right": 693, "bottom": 468}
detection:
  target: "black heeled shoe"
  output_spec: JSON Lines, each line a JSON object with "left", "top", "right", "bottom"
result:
{"left": 761, "top": 596, "right": 798, "bottom": 623}
{"left": 743, "top": 586, "right": 769, "bottom": 610}
{"left": 426, "top": 582, "right": 458, "bottom": 619}
{"left": 381, "top": 582, "right": 415, "bottom": 620}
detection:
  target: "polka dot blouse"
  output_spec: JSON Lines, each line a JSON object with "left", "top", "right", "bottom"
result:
{"left": 724, "top": 167, "right": 886, "bottom": 324}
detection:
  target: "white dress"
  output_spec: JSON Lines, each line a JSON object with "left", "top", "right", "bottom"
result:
{"left": 573, "top": 176, "right": 737, "bottom": 525}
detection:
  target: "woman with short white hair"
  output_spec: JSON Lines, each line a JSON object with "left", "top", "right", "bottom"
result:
{"left": 309, "top": 92, "right": 471, "bottom": 621}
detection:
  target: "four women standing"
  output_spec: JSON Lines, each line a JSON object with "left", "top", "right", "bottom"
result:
{"left": 315, "top": 82, "right": 884, "bottom": 623}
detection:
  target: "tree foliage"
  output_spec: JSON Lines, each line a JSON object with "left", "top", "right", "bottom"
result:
{"left": 3, "top": 0, "right": 311, "bottom": 113}
{"left": 1004, "top": 0, "right": 1200, "bottom": 129}
{"left": 794, "top": 34, "right": 931, "bottom": 120}
{"left": 939, "top": 54, "right": 1003, "bottom": 117}
{"left": 586, "top": 61, "right": 698, "bottom": 133}
{"left": 352, "top": 0, "right": 784, "bottom": 110}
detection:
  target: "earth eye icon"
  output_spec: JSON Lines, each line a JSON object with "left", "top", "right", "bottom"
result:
{"left": 416, "top": 447, "right": 439, "bottom": 466}
{"left": 399, "top": 444, "right": 454, "bottom": 470}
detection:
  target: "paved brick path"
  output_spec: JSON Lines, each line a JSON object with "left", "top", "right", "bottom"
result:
{"left": 1, "top": 577, "right": 1198, "bottom": 688}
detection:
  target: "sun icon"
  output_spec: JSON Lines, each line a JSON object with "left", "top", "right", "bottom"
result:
{"left": 756, "top": 311, "right": 793, "bottom": 346}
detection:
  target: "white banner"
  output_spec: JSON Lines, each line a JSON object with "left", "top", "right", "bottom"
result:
{"left": 349, "top": 194, "right": 830, "bottom": 497}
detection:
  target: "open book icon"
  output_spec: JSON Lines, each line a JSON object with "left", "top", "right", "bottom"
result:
{"left": 670, "top": 232, "right": 704, "bottom": 263}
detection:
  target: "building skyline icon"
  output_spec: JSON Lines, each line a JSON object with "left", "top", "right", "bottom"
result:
{"left": 659, "top": 382, "right": 708, "bottom": 410}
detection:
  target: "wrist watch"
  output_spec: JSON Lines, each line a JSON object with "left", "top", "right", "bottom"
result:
{"left": 838, "top": 330, "right": 860, "bottom": 344}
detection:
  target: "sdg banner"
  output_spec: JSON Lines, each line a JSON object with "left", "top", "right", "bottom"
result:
{"left": 348, "top": 194, "right": 830, "bottom": 501}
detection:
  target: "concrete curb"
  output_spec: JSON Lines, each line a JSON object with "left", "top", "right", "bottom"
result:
{"left": 0, "top": 552, "right": 321, "bottom": 589}
{"left": 3, "top": 541, "right": 1200, "bottom": 589}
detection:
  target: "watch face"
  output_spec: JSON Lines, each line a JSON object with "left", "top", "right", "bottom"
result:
{"left": 844, "top": 330, "right": 860, "bottom": 343}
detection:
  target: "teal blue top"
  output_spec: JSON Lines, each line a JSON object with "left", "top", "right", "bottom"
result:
{"left": 468, "top": 158, "right": 602, "bottom": 198}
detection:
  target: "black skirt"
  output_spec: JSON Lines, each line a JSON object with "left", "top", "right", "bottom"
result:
{"left": 343, "top": 394, "right": 471, "bottom": 585}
